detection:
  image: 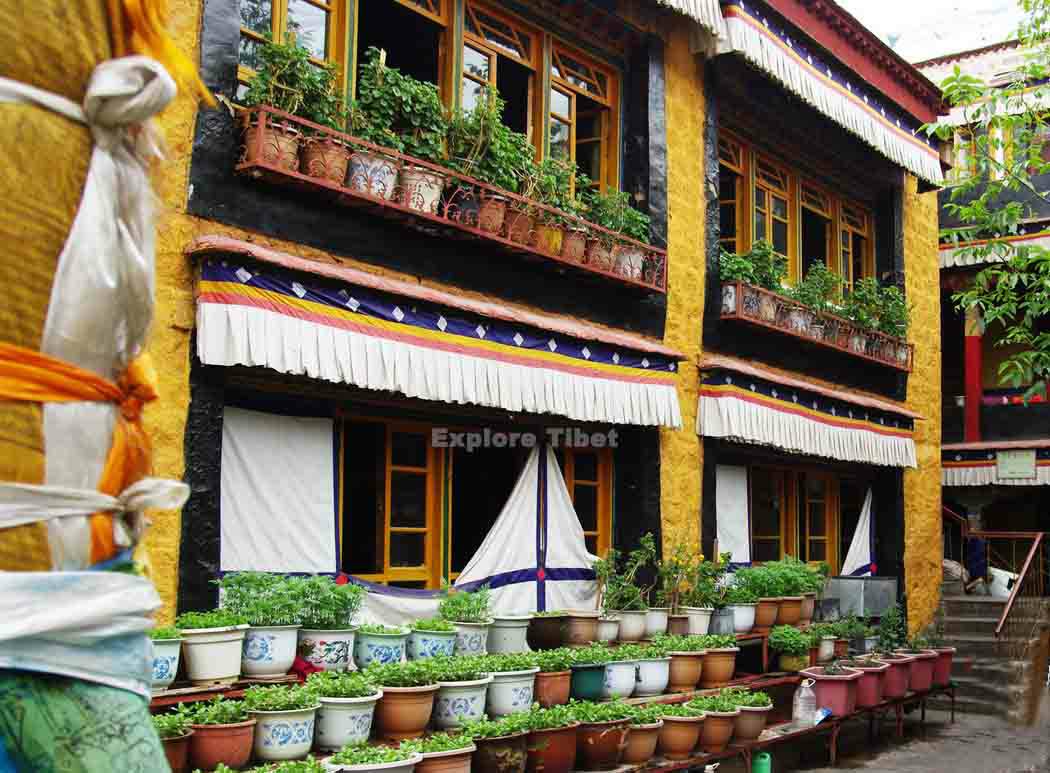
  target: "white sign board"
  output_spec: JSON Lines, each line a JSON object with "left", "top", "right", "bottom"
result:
{"left": 997, "top": 449, "right": 1037, "bottom": 480}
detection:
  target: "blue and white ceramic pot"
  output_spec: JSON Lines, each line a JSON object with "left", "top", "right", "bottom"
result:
{"left": 488, "top": 616, "right": 532, "bottom": 654}
{"left": 486, "top": 667, "right": 539, "bottom": 717}
{"left": 242, "top": 624, "right": 301, "bottom": 678}
{"left": 150, "top": 637, "right": 183, "bottom": 691}
{"left": 601, "top": 660, "right": 638, "bottom": 699}
{"left": 407, "top": 629, "right": 457, "bottom": 660}
{"left": 298, "top": 628, "right": 357, "bottom": 671}
{"left": 634, "top": 656, "right": 671, "bottom": 697}
{"left": 451, "top": 620, "right": 491, "bottom": 657}
{"left": 353, "top": 628, "right": 409, "bottom": 669}
{"left": 249, "top": 704, "right": 319, "bottom": 761}
{"left": 325, "top": 751, "right": 423, "bottom": 773}
{"left": 434, "top": 674, "right": 493, "bottom": 729}
{"left": 181, "top": 624, "right": 249, "bottom": 686}
{"left": 315, "top": 690, "right": 382, "bottom": 751}
{"left": 346, "top": 150, "right": 398, "bottom": 201}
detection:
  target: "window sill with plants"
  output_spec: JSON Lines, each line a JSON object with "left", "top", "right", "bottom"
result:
{"left": 718, "top": 242, "right": 914, "bottom": 372}
{"left": 234, "top": 41, "right": 667, "bottom": 293}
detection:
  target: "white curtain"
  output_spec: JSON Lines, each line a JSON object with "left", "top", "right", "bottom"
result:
{"left": 716, "top": 465, "right": 751, "bottom": 565}
{"left": 841, "top": 488, "right": 874, "bottom": 577}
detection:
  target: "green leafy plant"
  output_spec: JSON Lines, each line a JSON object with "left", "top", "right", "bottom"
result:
{"left": 725, "top": 584, "right": 758, "bottom": 604}
{"left": 523, "top": 704, "right": 577, "bottom": 731}
{"left": 358, "top": 623, "right": 408, "bottom": 635}
{"left": 723, "top": 688, "right": 772, "bottom": 708}
{"left": 652, "top": 543, "right": 696, "bottom": 612}
{"left": 178, "top": 697, "right": 248, "bottom": 725}
{"left": 681, "top": 552, "right": 732, "bottom": 609}
{"left": 152, "top": 712, "right": 191, "bottom": 739}
{"left": 439, "top": 586, "right": 492, "bottom": 624}
{"left": 207, "top": 759, "right": 328, "bottom": 773}
{"left": 410, "top": 617, "right": 456, "bottom": 632}
{"left": 174, "top": 610, "right": 247, "bottom": 630}
{"left": 614, "top": 643, "right": 667, "bottom": 661}
{"left": 567, "top": 699, "right": 635, "bottom": 724}
{"left": 719, "top": 247, "right": 758, "bottom": 284}
{"left": 447, "top": 84, "right": 535, "bottom": 192}
{"left": 788, "top": 262, "right": 843, "bottom": 314}
{"left": 534, "top": 647, "right": 575, "bottom": 672}
{"left": 628, "top": 705, "right": 666, "bottom": 725}
{"left": 364, "top": 660, "right": 437, "bottom": 688}
{"left": 241, "top": 34, "right": 317, "bottom": 118}
{"left": 720, "top": 240, "right": 788, "bottom": 291}
{"left": 838, "top": 614, "right": 870, "bottom": 641}
{"left": 399, "top": 733, "right": 474, "bottom": 754}
{"left": 330, "top": 742, "right": 418, "bottom": 766}
{"left": 570, "top": 642, "right": 615, "bottom": 664}
{"left": 305, "top": 670, "right": 379, "bottom": 699}
{"left": 296, "top": 575, "right": 366, "bottom": 630}
{"left": 688, "top": 693, "right": 739, "bottom": 713}
{"left": 148, "top": 626, "right": 182, "bottom": 640}
{"left": 429, "top": 656, "right": 491, "bottom": 683}
{"left": 532, "top": 610, "right": 567, "bottom": 618}
{"left": 243, "top": 685, "right": 319, "bottom": 713}
{"left": 216, "top": 572, "right": 301, "bottom": 626}
{"left": 593, "top": 533, "right": 656, "bottom": 614}
{"left": 768, "top": 625, "right": 811, "bottom": 656}
{"left": 461, "top": 713, "right": 531, "bottom": 738}
{"left": 876, "top": 603, "right": 908, "bottom": 652}
{"left": 878, "top": 284, "right": 910, "bottom": 337}
{"left": 842, "top": 277, "right": 884, "bottom": 332}
{"left": 820, "top": 662, "right": 850, "bottom": 676}
{"left": 478, "top": 653, "right": 539, "bottom": 673}
{"left": 582, "top": 187, "right": 651, "bottom": 242}
{"left": 698, "top": 633, "right": 738, "bottom": 650}
{"left": 659, "top": 703, "right": 706, "bottom": 718}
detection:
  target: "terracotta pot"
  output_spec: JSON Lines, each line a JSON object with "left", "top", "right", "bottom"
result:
{"left": 932, "top": 647, "right": 956, "bottom": 687}
{"left": 418, "top": 746, "right": 476, "bottom": 773}
{"left": 243, "top": 120, "right": 299, "bottom": 171}
{"left": 753, "top": 599, "right": 779, "bottom": 634}
{"left": 525, "top": 723, "right": 577, "bottom": 773}
{"left": 808, "top": 646, "right": 819, "bottom": 668}
{"left": 699, "top": 710, "right": 739, "bottom": 753}
{"left": 656, "top": 715, "right": 703, "bottom": 760}
{"left": 505, "top": 209, "right": 534, "bottom": 244}
{"left": 569, "top": 663, "right": 605, "bottom": 701}
{"left": 527, "top": 615, "right": 565, "bottom": 650}
{"left": 776, "top": 596, "right": 803, "bottom": 626}
{"left": 667, "top": 614, "right": 690, "bottom": 636}
{"left": 564, "top": 611, "right": 599, "bottom": 646}
{"left": 187, "top": 720, "right": 256, "bottom": 771}
{"left": 374, "top": 683, "right": 438, "bottom": 740}
{"left": 622, "top": 721, "right": 662, "bottom": 765}
{"left": 576, "top": 719, "right": 629, "bottom": 770}
{"left": 733, "top": 705, "right": 771, "bottom": 742}
{"left": 699, "top": 647, "right": 739, "bottom": 689}
{"left": 801, "top": 667, "right": 863, "bottom": 716}
{"left": 300, "top": 136, "right": 350, "bottom": 184}
{"left": 800, "top": 593, "right": 817, "bottom": 624}
{"left": 162, "top": 731, "right": 192, "bottom": 773}
{"left": 561, "top": 229, "right": 587, "bottom": 262}
{"left": 896, "top": 649, "right": 938, "bottom": 692}
{"left": 585, "top": 238, "right": 614, "bottom": 269}
{"left": 667, "top": 651, "right": 704, "bottom": 693}
{"left": 474, "top": 731, "right": 527, "bottom": 773}
{"left": 532, "top": 222, "right": 564, "bottom": 254}
{"left": 876, "top": 654, "right": 915, "bottom": 699}
{"left": 834, "top": 639, "right": 849, "bottom": 658}
{"left": 850, "top": 661, "right": 889, "bottom": 708}
{"left": 534, "top": 670, "right": 571, "bottom": 707}
{"left": 478, "top": 195, "right": 508, "bottom": 234}
{"left": 778, "top": 652, "right": 809, "bottom": 673}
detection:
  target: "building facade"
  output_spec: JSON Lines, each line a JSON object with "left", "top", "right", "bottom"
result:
{"left": 145, "top": 0, "right": 945, "bottom": 629}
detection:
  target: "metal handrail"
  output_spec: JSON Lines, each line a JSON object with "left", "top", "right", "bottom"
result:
{"left": 995, "top": 532, "right": 1045, "bottom": 639}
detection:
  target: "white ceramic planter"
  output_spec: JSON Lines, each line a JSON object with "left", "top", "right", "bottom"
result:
{"left": 400, "top": 166, "right": 444, "bottom": 213}
{"left": 616, "top": 610, "right": 647, "bottom": 642}
{"left": 602, "top": 660, "right": 638, "bottom": 699}
{"left": 434, "top": 675, "right": 493, "bottom": 729}
{"left": 181, "top": 624, "right": 248, "bottom": 686}
{"left": 250, "top": 704, "right": 319, "bottom": 761}
{"left": 452, "top": 620, "right": 491, "bottom": 656}
{"left": 243, "top": 624, "right": 301, "bottom": 677}
{"left": 353, "top": 629, "right": 409, "bottom": 669}
{"left": 681, "top": 607, "right": 713, "bottom": 636}
{"left": 818, "top": 636, "right": 837, "bottom": 663}
{"left": 150, "top": 637, "right": 182, "bottom": 691}
{"left": 407, "top": 629, "right": 457, "bottom": 660}
{"left": 298, "top": 628, "right": 356, "bottom": 671}
{"left": 346, "top": 150, "right": 398, "bottom": 201}
{"left": 596, "top": 617, "right": 620, "bottom": 642}
{"left": 634, "top": 657, "right": 671, "bottom": 697}
{"left": 487, "top": 667, "right": 539, "bottom": 716}
{"left": 488, "top": 616, "right": 532, "bottom": 654}
{"left": 644, "top": 608, "right": 669, "bottom": 638}
{"left": 316, "top": 692, "right": 382, "bottom": 751}
{"left": 326, "top": 752, "right": 423, "bottom": 773}
{"left": 728, "top": 604, "right": 757, "bottom": 634}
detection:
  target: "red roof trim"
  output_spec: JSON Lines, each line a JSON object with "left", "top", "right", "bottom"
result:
{"left": 914, "top": 39, "right": 1021, "bottom": 70}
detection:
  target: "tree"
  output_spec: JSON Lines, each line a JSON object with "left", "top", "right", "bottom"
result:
{"left": 928, "top": 0, "right": 1050, "bottom": 401}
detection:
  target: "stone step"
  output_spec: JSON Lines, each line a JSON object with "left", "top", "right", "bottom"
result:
{"left": 942, "top": 615, "right": 1001, "bottom": 635}
{"left": 954, "top": 658, "right": 1030, "bottom": 681}
{"left": 949, "top": 673, "right": 1026, "bottom": 703}
{"left": 941, "top": 595, "right": 1008, "bottom": 619}
{"left": 941, "top": 580, "right": 965, "bottom": 597}
{"left": 928, "top": 695, "right": 1005, "bottom": 716}
{"left": 941, "top": 633, "right": 1011, "bottom": 657}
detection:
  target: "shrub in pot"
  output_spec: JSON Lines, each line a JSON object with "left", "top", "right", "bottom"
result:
{"left": 618, "top": 642, "right": 670, "bottom": 697}
{"left": 521, "top": 704, "right": 578, "bottom": 773}
{"left": 174, "top": 609, "right": 249, "bottom": 686}
{"left": 689, "top": 693, "right": 740, "bottom": 753}
{"left": 345, "top": 98, "right": 403, "bottom": 201}
{"left": 295, "top": 59, "right": 354, "bottom": 185}
{"left": 679, "top": 557, "right": 723, "bottom": 636}
{"left": 439, "top": 586, "right": 493, "bottom": 656}
{"left": 365, "top": 660, "right": 440, "bottom": 740}
{"left": 725, "top": 584, "right": 758, "bottom": 634}
{"left": 593, "top": 535, "right": 655, "bottom": 642}
{"left": 430, "top": 656, "right": 493, "bottom": 729}
{"left": 218, "top": 572, "right": 303, "bottom": 678}
{"left": 296, "top": 575, "right": 366, "bottom": 672}
{"left": 838, "top": 658, "right": 889, "bottom": 709}
{"left": 655, "top": 703, "right": 706, "bottom": 761}
{"left": 653, "top": 633, "right": 706, "bottom": 693}
{"left": 697, "top": 634, "right": 740, "bottom": 688}
{"left": 724, "top": 688, "right": 772, "bottom": 741}
{"left": 477, "top": 652, "right": 540, "bottom": 717}
{"left": 769, "top": 625, "right": 812, "bottom": 673}
{"left": 732, "top": 566, "right": 784, "bottom": 634}
{"left": 153, "top": 711, "right": 193, "bottom": 773}
{"left": 408, "top": 618, "right": 458, "bottom": 660}
{"left": 895, "top": 643, "right": 939, "bottom": 692}
{"left": 533, "top": 648, "right": 574, "bottom": 707}
{"left": 462, "top": 714, "right": 531, "bottom": 773}
{"left": 354, "top": 624, "right": 411, "bottom": 669}
{"left": 622, "top": 706, "right": 664, "bottom": 765}
{"left": 527, "top": 611, "right": 566, "bottom": 651}
{"left": 328, "top": 742, "right": 423, "bottom": 773}
{"left": 178, "top": 697, "right": 255, "bottom": 771}
{"left": 800, "top": 663, "right": 863, "bottom": 716}
{"left": 400, "top": 733, "right": 476, "bottom": 773}
{"left": 243, "top": 684, "right": 320, "bottom": 762}
{"left": 570, "top": 699, "right": 633, "bottom": 770}
{"left": 149, "top": 626, "right": 183, "bottom": 692}
{"left": 306, "top": 670, "right": 382, "bottom": 751}
{"left": 240, "top": 35, "right": 313, "bottom": 171}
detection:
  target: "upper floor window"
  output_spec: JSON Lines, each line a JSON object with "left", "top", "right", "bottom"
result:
{"left": 550, "top": 44, "right": 617, "bottom": 190}
{"left": 462, "top": 1, "right": 537, "bottom": 136}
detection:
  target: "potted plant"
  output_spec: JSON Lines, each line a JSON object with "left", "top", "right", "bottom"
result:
{"left": 925, "top": 621, "right": 957, "bottom": 687}
{"left": 522, "top": 704, "right": 578, "bottom": 773}
{"left": 430, "top": 656, "right": 494, "bottom": 729}
{"left": 596, "top": 614, "right": 620, "bottom": 642}
{"left": 600, "top": 648, "right": 638, "bottom": 700}
{"left": 810, "top": 623, "right": 838, "bottom": 663}
{"left": 153, "top": 711, "right": 193, "bottom": 773}
{"left": 297, "top": 575, "right": 366, "bottom": 672}
{"left": 655, "top": 703, "right": 706, "bottom": 761}
{"left": 295, "top": 59, "right": 353, "bottom": 185}
{"left": 583, "top": 188, "right": 651, "bottom": 280}
{"left": 489, "top": 614, "right": 533, "bottom": 654}
{"left": 345, "top": 97, "right": 403, "bottom": 200}
{"left": 725, "top": 584, "right": 758, "bottom": 634}
{"left": 570, "top": 699, "right": 633, "bottom": 770}
{"left": 218, "top": 572, "right": 302, "bottom": 678}
{"left": 149, "top": 625, "right": 183, "bottom": 692}
{"left": 698, "top": 633, "right": 740, "bottom": 688}
{"left": 800, "top": 563, "right": 827, "bottom": 624}
{"left": 527, "top": 611, "right": 566, "bottom": 651}
{"left": 831, "top": 620, "right": 851, "bottom": 659}
{"left": 653, "top": 543, "right": 694, "bottom": 637}
{"left": 733, "top": 567, "right": 781, "bottom": 635}
{"left": 620, "top": 642, "right": 670, "bottom": 697}
{"left": 533, "top": 647, "right": 574, "bottom": 707}
{"left": 328, "top": 742, "right": 423, "bottom": 773}
{"left": 622, "top": 705, "right": 663, "bottom": 765}
{"left": 725, "top": 688, "right": 773, "bottom": 741}
{"left": 478, "top": 652, "right": 540, "bottom": 717}
{"left": 564, "top": 609, "right": 600, "bottom": 646}
{"left": 874, "top": 652, "right": 915, "bottom": 699}
{"left": 179, "top": 697, "right": 255, "bottom": 771}
{"left": 243, "top": 684, "right": 320, "bottom": 762}
{"left": 462, "top": 714, "right": 531, "bottom": 773}
{"left": 838, "top": 657, "right": 889, "bottom": 709}
{"left": 679, "top": 567, "right": 716, "bottom": 637}
{"left": 174, "top": 609, "right": 249, "bottom": 686}
{"left": 401, "top": 733, "right": 476, "bottom": 773}
{"left": 354, "top": 623, "right": 411, "bottom": 668}
{"left": 838, "top": 615, "right": 873, "bottom": 654}
{"left": 895, "top": 635, "right": 939, "bottom": 692}
{"left": 240, "top": 34, "right": 314, "bottom": 171}
{"left": 800, "top": 663, "right": 863, "bottom": 716}
{"left": 408, "top": 618, "right": 458, "bottom": 660}
{"left": 307, "top": 670, "right": 382, "bottom": 751}
{"left": 768, "top": 559, "right": 807, "bottom": 626}
{"left": 593, "top": 535, "right": 655, "bottom": 642}
{"left": 689, "top": 693, "right": 740, "bottom": 753}
{"left": 529, "top": 158, "right": 576, "bottom": 255}
{"left": 653, "top": 634, "right": 706, "bottom": 693}
{"left": 568, "top": 643, "right": 610, "bottom": 700}
{"left": 769, "top": 625, "right": 811, "bottom": 673}
{"left": 365, "top": 660, "right": 440, "bottom": 740}
{"left": 439, "top": 586, "right": 493, "bottom": 656}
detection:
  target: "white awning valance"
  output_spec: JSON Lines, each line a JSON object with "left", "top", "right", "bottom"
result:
{"left": 656, "top": 0, "right": 725, "bottom": 35}
{"left": 940, "top": 231, "right": 1050, "bottom": 269}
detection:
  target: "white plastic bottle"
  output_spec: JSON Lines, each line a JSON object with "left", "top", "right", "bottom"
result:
{"left": 792, "top": 677, "right": 817, "bottom": 726}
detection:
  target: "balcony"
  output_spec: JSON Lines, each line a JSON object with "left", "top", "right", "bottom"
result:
{"left": 235, "top": 106, "right": 667, "bottom": 293}
{"left": 720, "top": 281, "right": 914, "bottom": 372}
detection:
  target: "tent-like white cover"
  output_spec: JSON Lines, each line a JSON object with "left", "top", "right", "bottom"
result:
{"left": 841, "top": 488, "right": 875, "bottom": 577}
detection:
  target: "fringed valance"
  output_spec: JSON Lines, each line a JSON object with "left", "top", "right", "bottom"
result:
{"left": 195, "top": 259, "right": 683, "bottom": 428}
{"left": 940, "top": 230, "right": 1050, "bottom": 269}
{"left": 656, "top": 0, "right": 725, "bottom": 35}
{"left": 697, "top": 367, "right": 917, "bottom": 467}
{"left": 943, "top": 447, "right": 1050, "bottom": 487}
{"left": 718, "top": 1, "right": 943, "bottom": 186}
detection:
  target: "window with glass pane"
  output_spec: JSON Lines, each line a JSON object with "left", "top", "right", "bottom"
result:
{"left": 238, "top": 0, "right": 335, "bottom": 91}
{"left": 563, "top": 449, "right": 609, "bottom": 557}
{"left": 550, "top": 42, "right": 616, "bottom": 191}
{"left": 719, "top": 165, "right": 740, "bottom": 253}
{"left": 355, "top": 0, "right": 445, "bottom": 89}
{"left": 803, "top": 475, "right": 828, "bottom": 564}
{"left": 839, "top": 202, "right": 873, "bottom": 291}
{"left": 463, "top": 2, "right": 534, "bottom": 136}
{"left": 751, "top": 468, "right": 782, "bottom": 562}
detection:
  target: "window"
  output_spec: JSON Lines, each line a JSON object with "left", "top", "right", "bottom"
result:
{"left": 750, "top": 468, "right": 784, "bottom": 563}
{"left": 562, "top": 448, "right": 613, "bottom": 556}
{"left": 753, "top": 155, "right": 792, "bottom": 262}
{"left": 748, "top": 466, "right": 843, "bottom": 571}
{"left": 550, "top": 43, "right": 618, "bottom": 190}
{"left": 238, "top": 0, "right": 346, "bottom": 94}
{"left": 463, "top": 1, "right": 536, "bottom": 135}
{"left": 355, "top": 0, "right": 447, "bottom": 91}
{"left": 800, "top": 181, "right": 833, "bottom": 277}
{"left": 718, "top": 136, "right": 746, "bottom": 254}
{"left": 839, "top": 202, "right": 873, "bottom": 292}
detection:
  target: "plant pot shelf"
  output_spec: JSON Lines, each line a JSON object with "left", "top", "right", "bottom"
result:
{"left": 720, "top": 281, "right": 914, "bottom": 372}
{"left": 149, "top": 674, "right": 299, "bottom": 711}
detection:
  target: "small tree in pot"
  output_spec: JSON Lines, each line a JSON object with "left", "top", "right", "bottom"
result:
{"left": 768, "top": 625, "right": 811, "bottom": 673}
{"left": 241, "top": 35, "right": 315, "bottom": 171}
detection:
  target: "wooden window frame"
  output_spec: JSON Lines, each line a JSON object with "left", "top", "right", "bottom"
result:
{"left": 562, "top": 447, "right": 613, "bottom": 558}
{"left": 838, "top": 200, "right": 875, "bottom": 291}
{"left": 238, "top": 0, "right": 350, "bottom": 90}
{"left": 747, "top": 465, "right": 841, "bottom": 573}
{"left": 752, "top": 153, "right": 796, "bottom": 277}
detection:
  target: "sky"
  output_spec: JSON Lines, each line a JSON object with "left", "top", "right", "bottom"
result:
{"left": 837, "top": 0, "right": 1025, "bottom": 63}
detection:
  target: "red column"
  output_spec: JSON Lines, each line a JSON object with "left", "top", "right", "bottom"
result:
{"left": 964, "top": 307, "right": 983, "bottom": 442}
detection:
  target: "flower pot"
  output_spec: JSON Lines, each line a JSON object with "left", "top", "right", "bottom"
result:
{"left": 596, "top": 617, "right": 620, "bottom": 642}
{"left": 681, "top": 607, "right": 713, "bottom": 636}
{"left": 876, "top": 654, "right": 914, "bottom": 699}
{"left": 709, "top": 607, "right": 736, "bottom": 636}
{"left": 527, "top": 614, "right": 565, "bottom": 650}
{"left": 752, "top": 599, "right": 779, "bottom": 634}
{"left": 299, "top": 628, "right": 357, "bottom": 671}
{"left": 895, "top": 650, "right": 938, "bottom": 692}
{"left": 729, "top": 603, "right": 757, "bottom": 634}
{"left": 833, "top": 639, "right": 849, "bottom": 658}
{"left": 758, "top": 293, "right": 778, "bottom": 322}
{"left": 585, "top": 238, "right": 614, "bottom": 269}
{"left": 452, "top": 620, "right": 491, "bottom": 656}
{"left": 850, "top": 661, "right": 889, "bottom": 709}
{"left": 435, "top": 675, "right": 493, "bottom": 729}
{"left": 489, "top": 616, "right": 532, "bottom": 654}
{"left": 778, "top": 653, "right": 809, "bottom": 673}
{"left": 250, "top": 704, "right": 318, "bottom": 762}
{"left": 667, "top": 651, "right": 704, "bottom": 693}
{"left": 863, "top": 636, "right": 878, "bottom": 654}
{"left": 375, "top": 684, "right": 439, "bottom": 740}
{"left": 564, "top": 611, "right": 599, "bottom": 646}
{"left": 817, "top": 636, "right": 836, "bottom": 663}
{"left": 347, "top": 149, "right": 399, "bottom": 200}
{"left": 488, "top": 667, "right": 538, "bottom": 717}
{"left": 734, "top": 705, "right": 772, "bottom": 742}
{"left": 634, "top": 656, "right": 671, "bottom": 697}
{"left": 644, "top": 608, "right": 669, "bottom": 638}
{"left": 504, "top": 208, "right": 534, "bottom": 244}
{"left": 615, "top": 610, "right": 647, "bottom": 642}
{"left": 667, "top": 614, "right": 690, "bottom": 636}
{"left": 801, "top": 667, "right": 862, "bottom": 717}
{"left": 532, "top": 222, "right": 564, "bottom": 254}
{"left": 933, "top": 647, "right": 957, "bottom": 687}
{"left": 613, "top": 245, "right": 645, "bottom": 280}
{"left": 181, "top": 624, "right": 249, "bottom": 686}
{"left": 151, "top": 637, "right": 182, "bottom": 691}
{"left": 534, "top": 670, "right": 571, "bottom": 707}
{"left": 576, "top": 719, "right": 629, "bottom": 770}
{"left": 474, "top": 731, "right": 527, "bottom": 773}
{"left": 808, "top": 646, "right": 819, "bottom": 667}
{"left": 656, "top": 715, "right": 704, "bottom": 760}
{"left": 622, "top": 721, "right": 662, "bottom": 765}
{"left": 775, "top": 596, "right": 803, "bottom": 626}
{"left": 162, "top": 730, "right": 192, "bottom": 773}
{"left": 525, "top": 723, "right": 578, "bottom": 773}
{"left": 353, "top": 628, "right": 409, "bottom": 669}
{"left": 243, "top": 624, "right": 301, "bottom": 678}
{"left": 407, "top": 629, "right": 457, "bottom": 660}
{"left": 800, "top": 593, "right": 817, "bottom": 624}
{"left": 601, "top": 659, "right": 638, "bottom": 699}
{"left": 569, "top": 662, "right": 605, "bottom": 700}
{"left": 699, "top": 647, "right": 739, "bottom": 689}
{"left": 316, "top": 691, "right": 382, "bottom": 751}
{"left": 401, "top": 165, "right": 445, "bottom": 214}
{"left": 188, "top": 720, "right": 255, "bottom": 771}
{"left": 332, "top": 752, "right": 424, "bottom": 773}
{"left": 300, "top": 136, "right": 351, "bottom": 184}
{"left": 418, "top": 746, "right": 475, "bottom": 773}
{"left": 478, "top": 195, "right": 508, "bottom": 234}
{"left": 699, "top": 709, "right": 739, "bottom": 753}
{"left": 243, "top": 119, "right": 300, "bottom": 171}
{"left": 561, "top": 228, "right": 587, "bottom": 262}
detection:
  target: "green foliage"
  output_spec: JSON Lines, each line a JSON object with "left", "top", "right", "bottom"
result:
{"left": 723, "top": 688, "right": 772, "bottom": 708}
{"left": 593, "top": 533, "right": 656, "bottom": 613}
{"left": 878, "top": 284, "right": 910, "bottom": 337}
{"left": 810, "top": 622, "right": 839, "bottom": 640}
{"left": 732, "top": 567, "right": 786, "bottom": 600}
{"left": 725, "top": 584, "right": 758, "bottom": 604}
{"left": 842, "top": 277, "right": 885, "bottom": 332}
{"left": 148, "top": 626, "right": 182, "bottom": 640}
{"left": 177, "top": 697, "right": 248, "bottom": 725}
{"left": 446, "top": 85, "right": 535, "bottom": 192}
{"left": 411, "top": 617, "right": 456, "bottom": 632}
{"left": 534, "top": 647, "right": 575, "bottom": 672}
{"left": 305, "top": 670, "right": 379, "bottom": 699}
{"left": 582, "top": 187, "right": 651, "bottom": 242}
{"left": 358, "top": 623, "right": 408, "bottom": 635}
{"left": 174, "top": 609, "right": 247, "bottom": 630}
{"left": 241, "top": 34, "right": 317, "bottom": 118}
{"left": 296, "top": 575, "right": 366, "bottom": 630}
{"left": 439, "top": 586, "right": 492, "bottom": 623}
{"left": 152, "top": 712, "right": 191, "bottom": 739}
{"left": 876, "top": 603, "right": 908, "bottom": 652}
{"left": 216, "top": 572, "right": 301, "bottom": 626}
{"left": 429, "top": 656, "right": 491, "bottom": 682}
{"left": 628, "top": 705, "right": 666, "bottom": 725}
{"left": 788, "top": 262, "right": 843, "bottom": 314}
{"left": 399, "top": 733, "right": 474, "bottom": 754}
{"left": 718, "top": 240, "right": 788, "bottom": 290}
{"left": 330, "top": 742, "right": 418, "bottom": 765}
{"left": 571, "top": 642, "right": 616, "bottom": 664}
{"left": 699, "top": 634, "right": 737, "bottom": 650}
{"left": 838, "top": 615, "right": 870, "bottom": 641}
{"left": 688, "top": 692, "right": 739, "bottom": 713}
{"left": 478, "top": 652, "right": 537, "bottom": 673}
{"left": 614, "top": 643, "right": 668, "bottom": 661}
{"left": 243, "top": 685, "right": 319, "bottom": 713}
{"left": 364, "top": 660, "right": 438, "bottom": 688}
{"left": 652, "top": 543, "right": 699, "bottom": 611}
{"left": 522, "top": 704, "right": 578, "bottom": 731}
{"left": 659, "top": 702, "right": 707, "bottom": 718}
{"left": 719, "top": 248, "right": 758, "bottom": 284}
{"left": 532, "top": 610, "right": 567, "bottom": 618}
{"left": 567, "top": 699, "right": 635, "bottom": 723}
{"left": 461, "top": 713, "right": 531, "bottom": 738}
{"left": 206, "top": 760, "right": 328, "bottom": 773}
{"left": 768, "top": 625, "right": 811, "bottom": 656}
{"left": 681, "top": 552, "right": 732, "bottom": 609}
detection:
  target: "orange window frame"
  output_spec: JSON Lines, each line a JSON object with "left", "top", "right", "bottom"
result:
{"left": 752, "top": 154, "right": 796, "bottom": 277}
{"left": 838, "top": 200, "right": 875, "bottom": 291}
{"left": 799, "top": 178, "right": 835, "bottom": 279}
{"left": 718, "top": 133, "right": 748, "bottom": 255}
{"left": 561, "top": 447, "right": 613, "bottom": 558}
{"left": 748, "top": 466, "right": 841, "bottom": 573}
